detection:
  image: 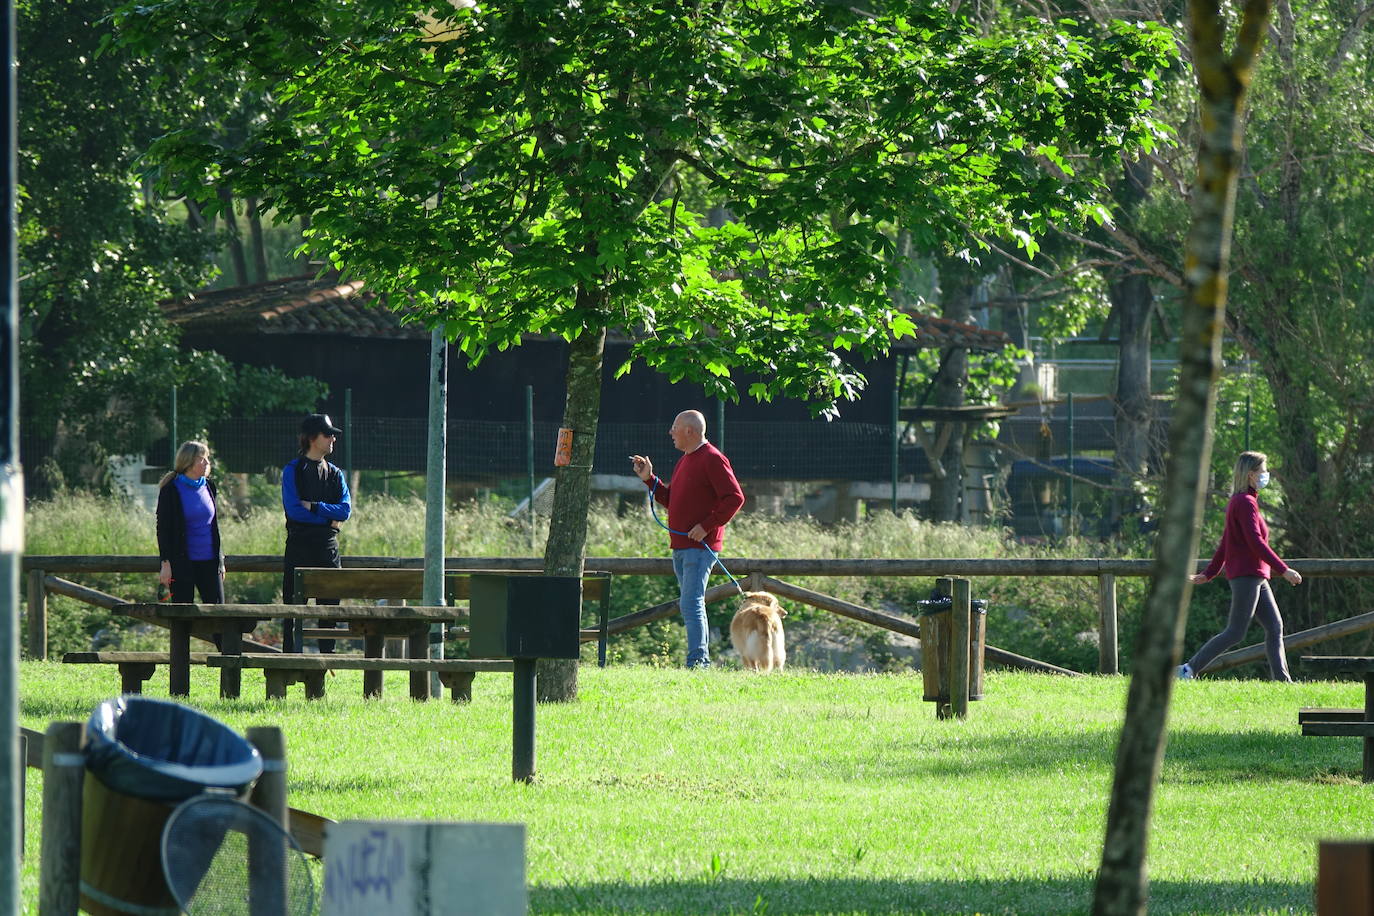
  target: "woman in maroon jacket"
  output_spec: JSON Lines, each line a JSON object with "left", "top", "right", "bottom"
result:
{"left": 1179, "top": 451, "right": 1301, "bottom": 681}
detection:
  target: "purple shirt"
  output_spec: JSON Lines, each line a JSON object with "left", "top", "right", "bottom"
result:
{"left": 175, "top": 477, "right": 217, "bottom": 561}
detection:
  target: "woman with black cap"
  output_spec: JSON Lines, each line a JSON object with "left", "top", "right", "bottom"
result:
{"left": 280, "top": 413, "right": 352, "bottom": 653}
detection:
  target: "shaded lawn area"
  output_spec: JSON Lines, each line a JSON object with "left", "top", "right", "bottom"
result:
{"left": 17, "top": 664, "right": 1365, "bottom": 914}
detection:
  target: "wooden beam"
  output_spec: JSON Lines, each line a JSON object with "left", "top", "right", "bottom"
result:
{"left": 757, "top": 576, "right": 922, "bottom": 640}
{"left": 604, "top": 584, "right": 740, "bottom": 635}
{"left": 1203, "top": 610, "right": 1374, "bottom": 674}
{"left": 22, "top": 554, "right": 1374, "bottom": 578}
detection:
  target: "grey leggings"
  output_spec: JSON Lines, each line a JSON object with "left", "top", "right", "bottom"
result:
{"left": 1187, "top": 576, "right": 1292, "bottom": 681}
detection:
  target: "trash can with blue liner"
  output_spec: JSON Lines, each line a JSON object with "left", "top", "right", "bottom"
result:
{"left": 80, "top": 696, "right": 264, "bottom": 915}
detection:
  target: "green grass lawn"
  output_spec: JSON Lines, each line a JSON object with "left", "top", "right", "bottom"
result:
{"left": 17, "top": 663, "right": 1368, "bottom": 915}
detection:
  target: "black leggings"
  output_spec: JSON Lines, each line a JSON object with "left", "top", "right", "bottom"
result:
{"left": 282, "top": 532, "right": 342, "bottom": 654}
{"left": 1186, "top": 576, "right": 1292, "bottom": 681}
{"left": 169, "top": 559, "right": 223, "bottom": 604}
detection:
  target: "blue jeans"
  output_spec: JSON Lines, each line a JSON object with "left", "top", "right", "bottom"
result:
{"left": 673, "top": 547, "right": 715, "bottom": 668}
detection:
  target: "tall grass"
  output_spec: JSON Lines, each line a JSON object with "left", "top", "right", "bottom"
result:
{"left": 27, "top": 493, "right": 1239, "bottom": 674}
{"left": 17, "top": 664, "right": 1363, "bottom": 914}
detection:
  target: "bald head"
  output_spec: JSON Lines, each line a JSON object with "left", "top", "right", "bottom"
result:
{"left": 670, "top": 410, "right": 707, "bottom": 453}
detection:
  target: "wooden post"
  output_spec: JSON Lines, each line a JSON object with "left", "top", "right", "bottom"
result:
{"left": 38, "top": 721, "right": 83, "bottom": 916}
{"left": 219, "top": 623, "right": 242, "bottom": 700}
{"left": 363, "top": 633, "right": 384, "bottom": 698}
{"left": 950, "top": 578, "right": 971, "bottom": 720}
{"left": 1317, "top": 841, "right": 1374, "bottom": 915}
{"left": 934, "top": 577, "right": 953, "bottom": 719}
{"left": 27, "top": 568, "right": 46, "bottom": 660}
{"left": 246, "top": 727, "right": 288, "bottom": 916}
{"left": 168, "top": 619, "right": 191, "bottom": 696}
{"left": 407, "top": 624, "right": 429, "bottom": 700}
{"left": 1098, "top": 573, "right": 1119, "bottom": 675}
{"left": 17, "top": 734, "right": 23, "bottom": 861}
{"left": 1365, "top": 673, "right": 1374, "bottom": 784}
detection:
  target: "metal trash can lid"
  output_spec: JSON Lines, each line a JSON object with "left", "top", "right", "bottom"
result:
{"left": 85, "top": 696, "right": 263, "bottom": 802}
{"left": 916, "top": 597, "right": 988, "bottom": 615}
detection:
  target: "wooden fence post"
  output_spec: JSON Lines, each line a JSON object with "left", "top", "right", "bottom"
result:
{"left": 1317, "top": 841, "right": 1374, "bottom": 915}
{"left": 27, "top": 567, "right": 46, "bottom": 660}
{"left": 38, "top": 721, "right": 83, "bottom": 916}
{"left": 247, "top": 726, "right": 289, "bottom": 915}
{"left": 951, "top": 578, "right": 971, "bottom": 720}
{"left": 1098, "top": 573, "right": 1119, "bottom": 675}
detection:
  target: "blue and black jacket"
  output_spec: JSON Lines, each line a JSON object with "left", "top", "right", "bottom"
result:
{"left": 281, "top": 456, "right": 351, "bottom": 540}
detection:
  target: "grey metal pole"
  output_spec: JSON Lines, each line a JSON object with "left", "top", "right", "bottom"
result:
{"left": 1, "top": 3, "right": 22, "bottom": 906}
{"left": 891, "top": 376, "right": 899, "bottom": 514}
{"left": 422, "top": 329, "right": 447, "bottom": 698}
{"left": 1066, "top": 391, "right": 1075, "bottom": 539}
{"left": 512, "top": 658, "right": 537, "bottom": 783}
{"left": 525, "top": 385, "right": 534, "bottom": 549}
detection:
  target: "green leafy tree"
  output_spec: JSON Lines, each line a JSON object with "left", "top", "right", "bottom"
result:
{"left": 1094, "top": 0, "right": 1374, "bottom": 625}
{"left": 114, "top": 0, "right": 1174, "bottom": 699}
{"left": 17, "top": 0, "right": 327, "bottom": 494}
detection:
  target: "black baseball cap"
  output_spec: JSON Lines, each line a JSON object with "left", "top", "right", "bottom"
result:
{"left": 300, "top": 413, "right": 343, "bottom": 437}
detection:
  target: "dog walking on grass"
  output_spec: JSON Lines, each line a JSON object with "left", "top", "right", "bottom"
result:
{"left": 730, "top": 591, "right": 787, "bottom": 672}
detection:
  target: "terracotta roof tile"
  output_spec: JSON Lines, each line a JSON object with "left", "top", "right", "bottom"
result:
{"left": 164, "top": 275, "right": 1010, "bottom": 351}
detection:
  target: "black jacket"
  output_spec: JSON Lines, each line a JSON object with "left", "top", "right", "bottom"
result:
{"left": 155, "top": 478, "right": 224, "bottom": 565}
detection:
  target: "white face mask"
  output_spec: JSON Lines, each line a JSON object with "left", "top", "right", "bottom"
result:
{"left": 1256, "top": 471, "right": 1270, "bottom": 489}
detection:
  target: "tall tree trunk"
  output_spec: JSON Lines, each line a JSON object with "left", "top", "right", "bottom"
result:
{"left": 929, "top": 267, "right": 971, "bottom": 521}
{"left": 1104, "top": 156, "right": 1157, "bottom": 536}
{"left": 246, "top": 196, "right": 269, "bottom": 283}
{"left": 1110, "top": 271, "right": 1154, "bottom": 532}
{"left": 217, "top": 187, "right": 249, "bottom": 287}
{"left": 1092, "top": 2, "right": 1271, "bottom": 914}
{"left": 538, "top": 315, "right": 607, "bottom": 702}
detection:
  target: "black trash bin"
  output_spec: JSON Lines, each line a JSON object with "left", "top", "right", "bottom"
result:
{"left": 80, "top": 696, "right": 263, "bottom": 916}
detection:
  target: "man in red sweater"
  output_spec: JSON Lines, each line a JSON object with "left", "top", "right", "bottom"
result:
{"left": 631, "top": 410, "right": 745, "bottom": 668}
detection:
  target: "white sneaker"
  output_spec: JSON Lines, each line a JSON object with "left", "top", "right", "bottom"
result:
{"left": 1176, "top": 663, "right": 1194, "bottom": 680}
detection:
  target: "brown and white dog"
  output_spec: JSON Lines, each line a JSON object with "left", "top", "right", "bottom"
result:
{"left": 730, "top": 591, "right": 787, "bottom": 672}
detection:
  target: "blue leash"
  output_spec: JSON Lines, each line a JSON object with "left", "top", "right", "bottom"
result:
{"left": 648, "top": 477, "right": 745, "bottom": 594}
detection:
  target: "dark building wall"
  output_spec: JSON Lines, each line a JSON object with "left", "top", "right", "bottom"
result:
{"left": 182, "top": 331, "right": 900, "bottom": 425}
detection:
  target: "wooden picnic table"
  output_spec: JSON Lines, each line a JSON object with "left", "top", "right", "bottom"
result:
{"left": 1299, "top": 656, "right": 1374, "bottom": 782}
{"left": 115, "top": 603, "right": 468, "bottom": 699}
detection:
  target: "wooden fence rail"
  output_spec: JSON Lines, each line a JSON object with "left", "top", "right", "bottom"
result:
{"left": 21, "top": 555, "right": 1374, "bottom": 673}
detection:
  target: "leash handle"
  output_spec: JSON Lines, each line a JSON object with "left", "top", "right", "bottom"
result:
{"left": 647, "top": 477, "right": 745, "bottom": 594}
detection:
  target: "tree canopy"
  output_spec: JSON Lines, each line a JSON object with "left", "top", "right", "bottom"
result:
{"left": 114, "top": 0, "right": 1175, "bottom": 411}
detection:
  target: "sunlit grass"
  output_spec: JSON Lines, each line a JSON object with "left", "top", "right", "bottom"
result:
{"left": 18, "top": 663, "right": 1362, "bottom": 914}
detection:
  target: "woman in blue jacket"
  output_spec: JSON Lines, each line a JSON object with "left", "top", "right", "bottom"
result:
{"left": 156, "top": 441, "right": 224, "bottom": 604}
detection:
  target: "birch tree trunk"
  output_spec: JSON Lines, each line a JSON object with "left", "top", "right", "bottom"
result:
{"left": 1091, "top": 2, "right": 1271, "bottom": 913}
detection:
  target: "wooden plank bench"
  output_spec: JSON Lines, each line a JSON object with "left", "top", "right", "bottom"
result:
{"left": 114, "top": 603, "right": 467, "bottom": 700}
{"left": 1300, "top": 656, "right": 1374, "bottom": 782}
{"left": 62, "top": 651, "right": 212, "bottom": 695}
{"left": 1300, "top": 707, "right": 1365, "bottom": 723}
{"left": 206, "top": 654, "right": 515, "bottom": 702}
{"left": 294, "top": 567, "right": 614, "bottom": 670}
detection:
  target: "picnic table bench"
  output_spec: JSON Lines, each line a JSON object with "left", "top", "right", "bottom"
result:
{"left": 114, "top": 571, "right": 612, "bottom": 700}
{"left": 206, "top": 654, "right": 516, "bottom": 702}
{"left": 62, "top": 651, "right": 213, "bottom": 695}
{"left": 1299, "top": 655, "right": 1374, "bottom": 782}
{"left": 293, "top": 567, "right": 613, "bottom": 666}
{"left": 115, "top": 602, "right": 464, "bottom": 700}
